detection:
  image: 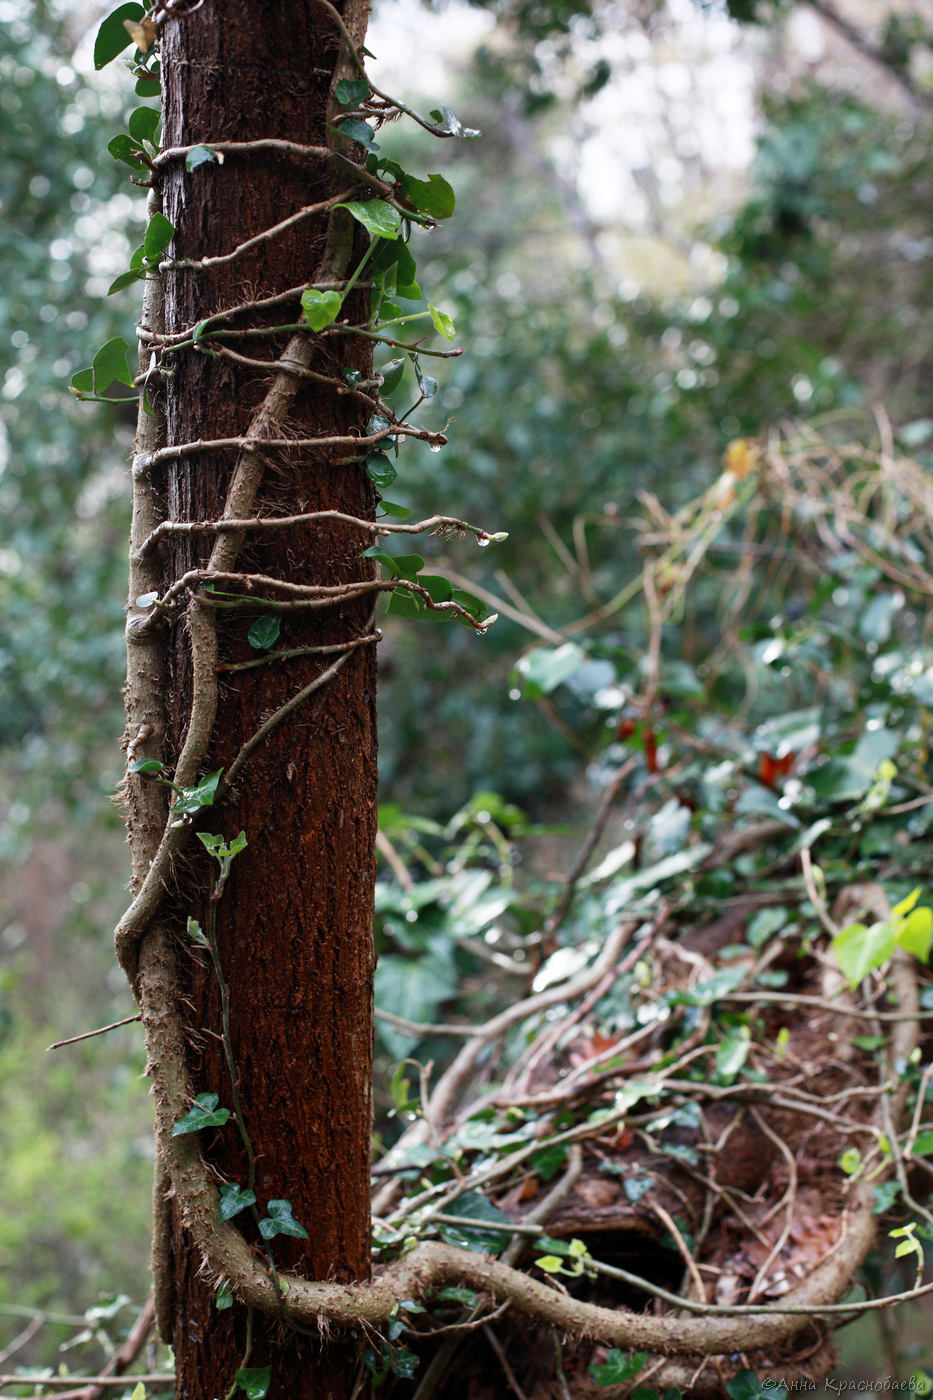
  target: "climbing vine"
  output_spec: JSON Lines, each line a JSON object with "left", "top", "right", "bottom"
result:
{"left": 50, "top": 0, "right": 933, "bottom": 1396}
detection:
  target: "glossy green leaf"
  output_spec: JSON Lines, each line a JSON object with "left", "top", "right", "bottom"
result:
{"left": 332, "top": 117, "right": 378, "bottom": 150}
{"left": 235, "top": 1367, "right": 272, "bottom": 1400}
{"left": 216, "top": 1281, "right": 234, "bottom": 1311}
{"left": 428, "top": 302, "right": 455, "bottom": 339}
{"left": 300, "top": 287, "right": 342, "bottom": 331}
{"left": 172, "top": 1092, "right": 230, "bottom": 1136}
{"left": 378, "top": 501, "right": 412, "bottom": 519}
{"left": 172, "top": 768, "right": 223, "bottom": 816}
{"left": 108, "top": 133, "right": 143, "bottom": 167}
{"left": 128, "top": 105, "right": 160, "bottom": 145}
{"left": 258, "top": 1199, "right": 309, "bottom": 1240}
{"left": 129, "top": 758, "right": 165, "bottom": 775}
{"left": 136, "top": 74, "right": 161, "bottom": 96}
{"left": 109, "top": 265, "right": 146, "bottom": 295}
{"left": 399, "top": 172, "right": 455, "bottom": 219}
{"left": 219, "top": 1183, "right": 257, "bottom": 1221}
{"left": 366, "top": 453, "right": 398, "bottom": 488}
{"left": 436, "top": 1191, "right": 514, "bottom": 1255}
{"left": 93, "top": 2, "right": 144, "bottom": 68}
{"left": 380, "top": 358, "right": 406, "bottom": 395}
{"left": 336, "top": 199, "right": 403, "bottom": 240}
{"left": 247, "top": 615, "right": 281, "bottom": 651}
{"left": 143, "top": 211, "right": 175, "bottom": 261}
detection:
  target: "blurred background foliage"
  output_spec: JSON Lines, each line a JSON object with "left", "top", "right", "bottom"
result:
{"left": 1, "top": 0, "right": 932, "bottom": 1378}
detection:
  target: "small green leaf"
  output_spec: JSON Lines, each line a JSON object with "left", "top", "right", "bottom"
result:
{"left": 588, "top": 1350, "right": 647, "bottom": 1387}
{"left": 172, "top": 1092, "right": 230, "bottom": 1136}
{"left": 715, "top": 1025, "right": 750, "bottom": 1081}
{"left": 186, "top": 144, "right": 218, "bottom": 171}
{"left": 143, "top": 211, "right": 175, "bottom": 261}
{"left": 536, "top": 1255, "right": 566, "bottom": 1273}
{"left": 336, "top": 199, "right": 403, "bottom": 240}
{"left": 428, "top": 303, "right": 455, "bottom": 339}
{"left": 332, "top": 117, "right": 378, "bottom": 150}
{"left": 219, "top": 1183, "right": 257, "bottom": 1221}
{"left": 108, "top": 265, "right": 147, "bottom": 295}
{"left": 172, "top": 768, "right": 223, "bottom": 816}
{"left": 398, "top": 172, "right": 456, "bottom": 219}
{"left": 128, "top": 105, "right": 160, "bottom": 145}
{"left": 380, "top": 358, "right": 406, "bottom": 395}
{"left": 130, "top": 758, "right": 165, "bottom": 775}
{"left": 94, "top": 336, "right": 136, "bottom": 388}
{"left": 366, "top": 453, "right": 398, "bottom": 488}
{"left": 727, "top": 1372, "right": 785, "bottom": 1400}
{"left": 247, "top": 615, "right": 281, "bottom": 651}
{"left": 378, "top": 501, "right": 412, "bottom": 519}
{"left": 216, "top": 1280, "right": 234, "bottom": 1311}
{"left": 186, "top": 916, "right": 209, "bottom": 948}
{"left": 838, "top": 1147, "right": 862, "bottom": 1175}
{"left": 334, "top": 78, "right": 370, "bottom": 106}
{"left": 135, "top": 74, "right": 161, "bottom": 97}
{"left": 235, "top": 1366, "right": 272, "bottom": 1400}
{"left": 897, "top": 905, "right": 933, "bottom": 962}
{"left": 94, "top": 2, "right": 144, "bottom": 68}
{"left": 258, "top": 1199, "right": 309, "bottom": 1240}
{"left": 300, "top": 287, "right": 343, "bottom": 331}
{"left": 108, "top": 133, "right": 144, "bottom": 168}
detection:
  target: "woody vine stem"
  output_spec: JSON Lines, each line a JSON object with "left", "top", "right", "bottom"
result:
{"left": 67, "top": 0, "right": 929, "bottom": 1395}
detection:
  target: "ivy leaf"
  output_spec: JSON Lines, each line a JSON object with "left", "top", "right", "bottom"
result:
{"left": 588, "top": 1350, "right": 647, "bottom": 1387}
{"left": 143, "top": 212, "right": 175, "bottom": 261}
{"left": 186, "top": 144, "right": 219, "bottom": 171}
{"left": 334, "top": 77, "right": 370, "bottom": 106}
{"left": 378, "top": 501, "right": 412, "bottom": 520}
{"left": 300, "top": 288, "right": 343, "bottom": 332}
{"left": 366, "top": 453, "right": 398, "bottom": 488}
{"left": 398, "top": 172, "right": 455, "bottom": 219}
{"left": 380, "top": 358, "right": 406, "bottom": 395}
{"left": 247, "top": 615, "right": 281, "bottom": 651}
{"left": 71, "top": 338, "right": 136, "bottom": 396}
{"left": 832, "top": 919, "right": 896, "bottom": 988}
{"left": 436, "top": 1190, "right": 514, "bottom": 1254}
{"left": 216, "top": 1281, "right": 234, "bottom": 1311}
{"left": 186, "top": 916, "right": 210, "bottom": 948}
{"left": 219, "top": 1183, "right": 257, "bottom": 1221}
{"left": 172, "top": 1092, "right": 230, "bottom": 1136}
{"left": 727, "top": 1371, "right": 787, "bottom": 1400}
{"left": 336, "top": 200, "right": 403, "bottom": 240}
{"left": 130, "top": 758, "right": 165, "bottom": 775}
{"left": 172, "top": 768, "right": 223, "bottom": 816}
{"left": 108, "top": 264, "right": 147, "bottom": 295}
{"left": 428, "top": 303, "right": 455, "bottom": 339}
{"left": 93, "top": 2, "right": 144, "bottom": 68}
{"left": 258, "top": 1199, "right": 309, "bottom": 1240}
{"left": 235, "top": 1367, "right": 272, "bottom": 1400}
{"left": 128, "top": 105, "right": 160, "bottom": 146}
{"left": 332, "top": 117, "right": 378, "bottom": 150}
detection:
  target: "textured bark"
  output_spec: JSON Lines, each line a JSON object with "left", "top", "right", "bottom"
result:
{"left": 157, "top": 3, "right": 375, "bottom": 1396}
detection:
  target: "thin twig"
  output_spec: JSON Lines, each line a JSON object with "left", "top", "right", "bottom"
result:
{"left": 47, "top": 1014, "right": 142, "bottom": 1050}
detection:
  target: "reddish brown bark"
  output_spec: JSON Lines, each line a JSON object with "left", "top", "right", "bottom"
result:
{"left": 157, "top": 3, "right": 375, "bottom": 1395}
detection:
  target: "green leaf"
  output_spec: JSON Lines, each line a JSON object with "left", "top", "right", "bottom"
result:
{"left": 715, "top": 1026, "right": 750, "bottom": 1081}
{"left": 219, "top": 1183, "right": 257, "bottom": 1221}
{"left": 258, "top": 1199, "right": 309, "bottom": 1240}
{"left": 334, "top": 78, "right": 370, "bottom": 106}
{"left": 186, "top": 916, "right": 209, "bottom": 948}
{"left": 428, "top": 302, "right": 455, "bottom": 339}
{"left": 108, "top": 133, "right": 144, "bottom": 168}
{"left": 516, "top": 643, "right": 586, "bottom": 697}
{"left": 247, "top": 615, "right": 281, "bottom": 651}
{"left": 336, "top": 200, "right": 403, "bottom": 240}
{"left": 838, "top": 1147, "right": 862, "bottom": 1175}
{"left": 216, "top": 1281, "right": 234, "bottom": 1311}
{"left": 172, "top": 1092, "right": 230, "bottom": 1136}
{"left": 172, "top": 768, "right": 223, "bottom": 816}
{"left": 301, "top": 287, "right": 343, "bottom": 331}
{"left": 832, "top": 919, "right": 896, "bottom": 988}
{"left": 897, "top": 905, "right": 933, "bottom": 962}
{"left": 129, "top": 758, "right": 165, "bottom": 775}
{"left": 128, "top": 105, "right": 160, "bottom": 145}
{"left": 136, "top": 74, "right": 161, "bottom": 97}
{"left": 437, "top": 1191, "right": 515, "bottom": 1255}
{"left": 235, "top": 1366, "right": 272, "bottom": 1400}
{"left": 94, "top": 2, "right": 144, "bottom": 68}
{"left": 434, "top": 1286, "right": 479, "bottom": 1306}
{"left": 428, "top": 102, "right": 481, "bottom": 139}
{"left": 380, "top": 358, "right": 406, "bottom": 395}
{"left": 892, "top": 887, "right": 923, "bottom": 918}
{"left": 910, "top": 1129, "right": 933, "bottom": 1156}
{"left": 186, "top": 144, "right": 218, "bottom": 171}
{"left": 128, "top": 1386, "right": 146, "bottom": 1400}
{"left": 95, "top": 336, "right": 136, "bottom": 388}
{"left": 727, "top": 1372, "right": 785, "bottom": 1400}
{"left": 589, "top": 1350, "right": 647, "bottom": 1387}
{"left": 108, "top": 265, "right": 147, "bottom": 296}
{"left": 399, "top": 172, "right": 456, "bottom": 219}
{"left": 366, "top": 453, "right": 398, "bottom": 488}
{"left": 378, "top": 501, "right": 412, "bottom": 520}
{"left": 143, "top": 212, "right": 175, "bottom": 262}
{"left": 332, "top": 117, "right": 378, "bottom": 150}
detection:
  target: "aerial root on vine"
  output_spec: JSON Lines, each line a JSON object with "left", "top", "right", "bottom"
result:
{"left": 134, "top": 421, "right": 446, "bottom": 475}
{"left": 160, "top": 190, "right": 355, "bottom": 271}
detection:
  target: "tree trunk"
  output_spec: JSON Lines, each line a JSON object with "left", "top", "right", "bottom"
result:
{"left": 152, "top": 2, "right": 375, "bottom": 1395}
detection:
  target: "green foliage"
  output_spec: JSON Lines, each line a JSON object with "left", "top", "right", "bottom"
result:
{"left": 257, "top": 1199, "right": 309, "bottom": 1241}
{"left": 171, "top": 1092, "right": 231, "bottom": 1136}
{"left": 832, "top": 888, "right": 933, "bottom": 988}
{"left": 235, "top": 1366, "right": 271, "bottom": 1399}
{"left": 588, "top": 1349, "right": 646, "bottom": 1387}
